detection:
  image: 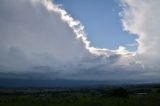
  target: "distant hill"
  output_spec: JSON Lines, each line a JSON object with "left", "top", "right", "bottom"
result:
{"left": 0, "top": 78, "right": 151, "bottom": 88}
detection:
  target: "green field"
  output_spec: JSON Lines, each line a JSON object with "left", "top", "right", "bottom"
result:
{"left": 0, "top": 85, "right": 160, "bottom": 106}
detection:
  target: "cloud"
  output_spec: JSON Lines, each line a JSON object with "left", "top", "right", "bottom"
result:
{"left": 121, "top": 0, "right": 160, "bottom": 70}
{"left": 0, "top": 0, "right": 159, "bottom": 82}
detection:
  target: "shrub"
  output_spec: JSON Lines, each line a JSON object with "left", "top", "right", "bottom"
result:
{"left": 110, "top": 88, "right": 129, "bottom": 98}
{"left": 157, "top": 88, "right": 160, "bottom": 94}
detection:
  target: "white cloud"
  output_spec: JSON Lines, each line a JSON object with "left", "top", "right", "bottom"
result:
{"left": 0, "top": 0, "right": 159, "bottom": 82}
{"left": 121, "top": 0, "right": 160, "bottom": 70}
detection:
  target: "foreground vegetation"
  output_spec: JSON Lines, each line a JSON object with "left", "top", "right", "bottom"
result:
{"left": 0, "top": 85, "right": 160, "bottom": 106}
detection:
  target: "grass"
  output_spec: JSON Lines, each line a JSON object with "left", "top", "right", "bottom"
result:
{"left": 0, "top": 94, "right": 160, "bottom": 106}
{"left": 0, "top": 86, "right": 160, "bottom": 106}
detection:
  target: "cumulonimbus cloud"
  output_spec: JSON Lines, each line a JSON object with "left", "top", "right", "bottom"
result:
{"left": 121, "top": 0, "right": 160, "bottom": 70}
{"left": 0, "top": 0, "right": 159, "bottom": 82}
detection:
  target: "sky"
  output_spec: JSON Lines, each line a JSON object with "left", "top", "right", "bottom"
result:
{"left": 0, "top": 0, "right": 160, "bottom": 83}
{"left": 54, "top": 0, "right": 137, "bottom": 51}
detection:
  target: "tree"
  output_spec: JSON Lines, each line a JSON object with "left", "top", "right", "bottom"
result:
{"left": 110, "top": 88, "right": 129, "bottom": 98}
{"left": 157, "top": 88, "right": 160, "bottom": 94}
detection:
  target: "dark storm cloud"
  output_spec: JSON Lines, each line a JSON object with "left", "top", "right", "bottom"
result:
{"left": 0, "top": 0, "right": 159, "bottom": 82}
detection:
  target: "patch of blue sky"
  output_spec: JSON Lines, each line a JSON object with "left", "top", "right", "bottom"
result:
{"left": 54, "top": 0, "right": 137, "bottom": 51}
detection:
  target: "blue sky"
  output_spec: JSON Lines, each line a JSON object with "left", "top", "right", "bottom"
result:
{"left": 54, "top": 0, "right": 137, "bottom": 51}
